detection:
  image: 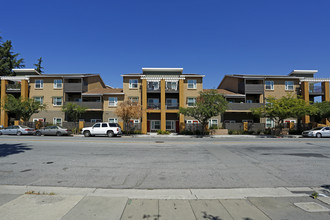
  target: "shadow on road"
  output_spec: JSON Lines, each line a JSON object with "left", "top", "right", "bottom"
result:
{"left": 0, "top": 143, "right": 32, "bottom": 157}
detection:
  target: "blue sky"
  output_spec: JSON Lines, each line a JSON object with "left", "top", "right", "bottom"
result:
{"left": 1, "top": 0, "right": 330, "bottom": 88}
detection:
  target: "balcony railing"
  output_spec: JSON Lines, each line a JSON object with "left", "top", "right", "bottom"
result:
{"left": 147, "top": 104, "right": 161, "bottom": 109}
{"left": 166, "top": 104, "right": 179, "bottom": 109}
{"left": 65, "top": 101, "right": 102, "bottom": 109}
{"left": 309, "top": 85, "right": 324, "bottom": 95}
{"left": 245, "top": 84, "right": 264, "bottom": 94}
{"left": 165, "top": 85, "right": 178, "bottom": 92}
{"left": 147, "top": 86, "right": 161, "bottom": 92}
{"left": 6, "top": 84, "right": 21, "bottom": 92}
{"left": 64, "top": 83, "right": 86, "bottom": 92}
{"left": 227, "top": 103, "right": 263, "bottom": 110}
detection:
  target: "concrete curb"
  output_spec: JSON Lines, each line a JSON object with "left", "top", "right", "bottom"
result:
{"left": 72, "top": 134, "right": 302, "bottom": 138}
{"left": 0, "top": 185, "right": 311, "bottom": 199}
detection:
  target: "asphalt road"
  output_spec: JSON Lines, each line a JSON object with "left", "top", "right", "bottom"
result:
{"left": 0, "top": 135, "right": 329, "bottom": 189}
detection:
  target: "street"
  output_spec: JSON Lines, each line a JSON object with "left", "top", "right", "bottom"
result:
{"left": 0, "top": 136, "right": 329, "bottom": 189}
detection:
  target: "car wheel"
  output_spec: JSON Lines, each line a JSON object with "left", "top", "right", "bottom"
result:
{"left": 36, "top": 131, "right": 42, "bottom": 136}
{"left": 17, "top": 131, "right": 22, "bottom": 136}
{"left": 107, "top": 131, "right": 114, "bottom": 137}
{"left": 56, "top": 132, "right": 62, "bottom": 136}
{"left": 84, "top": 131, "right": 91, "bottom": 137}
{"left": 316, "top": 133, "right": 322, "bottom": 138}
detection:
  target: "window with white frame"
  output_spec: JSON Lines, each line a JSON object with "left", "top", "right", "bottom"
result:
{"left": 187, "top": 97, "right": 196, "bottom": 107}
{"left": 151, "top": 120, "right": 160, "bottom": 130}
{"left": 266, "top": 118, "right": 275, "bottom": 128}
{"left": 186, "top": 120, "right": 193, "bottom": 124}
{"left": 166, "top": 120, "right": 175, "bottom": 130}
{"left": 265, "top": 81, "right": 274, "bottom": 90}
{"left": 285, "top": 81, "right": 294, "bottom": 90}
{"left": 108, "top": 97, "right": 118, "bottom": 106}
{"left": 54, "top": 79, "right": 62, "bottom": 88}
{"left": 148, "top": 98, "right": 159, "bottom": 108}
{"left": 147, "top": 81, "right": 159, "bottom": 90}
{"left": 166, "top": 98, "right": 178, "bottom": 109}
{"left": 187, "top": 80, "right": 197, "bottom": 89}
{"left": 132, "top": 119, "right": 140, "bottom": 123}
{"left": 129, "top": 79, "right": 138, "bottom": 88}
{"left": 53, "top": 117, "right": 62, "bottom": 126}
{"left": 208, "top": 119, "right": 218, "bottom": 128}
{"left": 35, "top": 79, "right": 43, "bottom": 89}
{"left": 34, "top": 96, "right": 43, "bottom": 105}
{"left": 53, "top": 97, "right": 62, "bottom": 106}
{"left": 166, "top": 81, "right": 177, "bottom": 90}
{"left": 108, "top": 118, "right": 118, "bottom": 123}
{"left": 129, "top": 97, "right": 139, "bottom": 103}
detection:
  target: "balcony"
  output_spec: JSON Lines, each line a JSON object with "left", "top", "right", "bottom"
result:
{"left": 6, "top": 84, "right": 21, "bottom": 93}
{"left": 245, "top": 84, "right": 264, "bottom": 94}
{"left": 64, "top": 83, "right": 88, "bottom": 92}
{"left": 309, "top": 85, "right": 324, "bottom": 95}
{"left": 65, "top": 101, "right": 102, "bottom": 109}
{"left": 166, "top": 103, "right": 179, "bottom": 109}
{"left": 147, "top": 104, "right": 161, "bottom": 109}
{"left": 227, "top": 103, "right": 263, "bottom": 111}
{"left": 147, "top": 87, "right": 161, "bottom": 93}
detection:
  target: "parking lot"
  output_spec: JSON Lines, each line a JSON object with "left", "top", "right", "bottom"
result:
{"left": 0, "top": 135, "right": 329, "bottom": 189}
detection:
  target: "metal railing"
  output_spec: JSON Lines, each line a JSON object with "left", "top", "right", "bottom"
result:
{"left": 227, "top": 103, "right": 263, "bottom": 110}
{"left": 309, "top": 85, "right": 324, "bottom": 94}
{"left": 166, "top": 104, "right": 179, "bottom": 109}
{"left": 245, "top": 84, "right": 264, "bottom": 93}
{"left": 64, "top": 83, "right": 83, "bottom": 92}
{"left": 147, "top": 104, "right": 161, "bottom": 109}
{"left": 65, "top": 101, "right": 102, "bottom": 109}
{"left": 6, "top": 84, "right": 21, "bottom": 91}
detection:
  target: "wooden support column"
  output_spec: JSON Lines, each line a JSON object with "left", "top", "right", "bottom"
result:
{"left": 179, "top": 79, "right": 185, "bottom": 132}
{"left": 1, "top": 80, "right": 9, "bottom": 127}
{"left": 322, "top": 81, "right": 330, "bottom": 125}
{"left": 301, "top": 81, "right": 310, "bottom": 124}
{"left": 21, "top": 79, "right": 29, "bottom": 101}
{"left": 161, "top": 79, "right": 166, "bottom": 131}
{"left": 141, "top": 79, "right": 147, "bottom": 134}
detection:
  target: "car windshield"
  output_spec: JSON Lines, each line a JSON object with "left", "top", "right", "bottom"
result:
{"left": 312, "top": 127, "right": 323, "bottom": 130}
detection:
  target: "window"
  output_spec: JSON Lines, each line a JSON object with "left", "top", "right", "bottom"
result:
{"left": 35, "top": 80, "right": 43, "bottom": 89}
{"left": 166, "top": 98, "right": 178, "bottom": 109}
{"left": 285, "top": 81, "right": 294, "bottom": 90}
{"left": 208, "top": 119, "right": 218, "bottom": 128}
{"left": 108, "top": 118, "right": 118, "bottom": 123}
{"left": 166, "top": 81, "right": 177, "bottom": 91}
{"left": 132, "top": 119, "right": 140, "bottom": 123}
{"left": 54, "top": 79, "right": 62, "bottom": 88}
{"left": 151, "top": 120, "right": 160, "bottom": 130}
{"left": 266, "top": 118, "right": 275, "bottom": 128}
{"left": 109, "top": 97, "right": 118, "bottom": 106}
{"left": 129, "top": 97, "right": 139, "bottom": 103}
{"left": 224, "top": 120, "right": 236, "bottom": 123}
{"left": 102, "top": 123, "right": 108, "bottom": 128}
{"left": 187, "top": 80, "right": 197, "bottom": 89}
{"left": 186, "top": 120, "right": 193, "bottom": 124}
{"left": 148, "top": 98, "right": 160, "bottom": 109}
{"left": 187, "top": 97, "right": 196, "bottom": 107}
{"left": 34, "top": 97, "right": 43, "bottom": 105}
{"left": 265, "top": 81, "right": 274, "bottom": 90}
{"left": 93, "top": 123, "right": 101, "bottom": 128}
{"left": 148, "top": 81, "right": 159, "bottom": 90}
{"left": 246, "top": 100, "right": 253, "bottom": 103}
{"left": 53, "top": 97, "right": 62, "bottom": 106}
{"left": 166, "top": 120, "right": 175, "bottom": 130}
{"left": 91, "top": 119, "right": 102, "bottom": 123}
{"left": 53, "top": 118, "right": 62, "bottom": 126}
{"left": 129, "top": 79, "right": 138, "bottom": 89}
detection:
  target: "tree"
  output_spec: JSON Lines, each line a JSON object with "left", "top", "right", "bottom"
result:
{"left": 179, "top": 90, "right": 228, "bottom": 135}
{"left": 2, "top": 94, "right": 46, "bottom": 122}
{"left": 115, "top": 100, "right": 142, "bottom": 135}
{"left": 62, "top": 103, "right": 87, "bottom": 133}
{"left": 251, "top": 94, "right": 318, "bottom": 131}
{"left": 0, "top": 38, "right": 25, "bottom": 76}
{"left": 315, "top": 101, "right": 330, "bottom": 121}
{"left": 34, "top": 57, "right": 44, "bottom": 74}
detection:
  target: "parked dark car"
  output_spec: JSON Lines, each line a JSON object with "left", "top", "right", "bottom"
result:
{"left": 35, "top": 126, "right": 72, "bottom": 136}
{"left": 0, "top": 125, "right": 35, "bottom": 136}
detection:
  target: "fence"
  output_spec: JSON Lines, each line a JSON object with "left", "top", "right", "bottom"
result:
{"left": 224, "top": 123, "right": 266, "bottom": 132}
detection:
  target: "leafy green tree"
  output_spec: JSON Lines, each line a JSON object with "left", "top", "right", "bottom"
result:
{"left": 252, "top": 94, "right": 318, "bottom": 130}
{"left": 34, "top": 57, "right": 44, "bottom": 73}
{"left": 0, "top": 38, "right": 25, "bottom": 76}
{"left": 62, "top": 103, "right": 87, "bottom": 133}
{"left": 2, "top": 94, "right": 46, "bottom": 122}
{"left": 315, "top": 101, "right": 330, "bottom": 121}
{"left": 179, "top": 90, "right": 228, "bottom": 135}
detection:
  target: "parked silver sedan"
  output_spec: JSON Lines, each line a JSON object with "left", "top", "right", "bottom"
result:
{"left": 35, "top": 126, "right": 72, "bottom": 136}
{"left": 0, "top": 125, "right": 35, "bottom": 136}
{"left": 302, "top": 127, "right": 330, "bottom": 138}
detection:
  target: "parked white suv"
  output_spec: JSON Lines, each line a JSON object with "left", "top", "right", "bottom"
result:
{"left": 82, "top": 122, "right": 122, "bottom": 137}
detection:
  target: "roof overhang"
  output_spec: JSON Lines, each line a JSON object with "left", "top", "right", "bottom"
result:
{"left": 142, "top": 68, "right": 183, "bottom": 73}
{"left": 0, "top": 76, "right": 29, "bottom": 81}
{"left": 300, "top": 78, "right": 330, "bottom": 82}
{"left": 289, "top": 70, "right": 318, "bottom": 76}
{"left": 12, "top": 69, "right": 40, "bottom": 75}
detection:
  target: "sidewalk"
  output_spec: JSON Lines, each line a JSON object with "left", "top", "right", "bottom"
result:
{"left": 0, "top": 185, "right": 329, "bottom": 219}
{"left": 74, "top": 134, "right": 302, "bottom": 138}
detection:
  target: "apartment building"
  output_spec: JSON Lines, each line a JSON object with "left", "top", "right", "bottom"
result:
{"left": 217, "top": 70, "right": 330, "bottom": 127}
{"left": 0, "top": 69, "right": 108, "bottom": 127}
{"left": 121, "top": 68, "right": 205, "bottom": 133}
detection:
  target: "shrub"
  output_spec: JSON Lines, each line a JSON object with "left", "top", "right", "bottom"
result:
{"left": 157, "top": 130, "right": 171, "bottom": 135}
